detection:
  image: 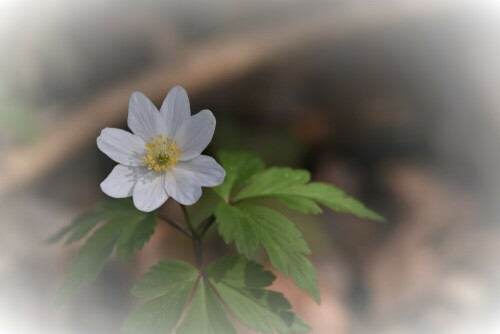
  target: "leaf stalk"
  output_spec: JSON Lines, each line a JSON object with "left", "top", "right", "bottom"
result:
{"left": 180, "top": 204, "right": 203, "bottom": 268}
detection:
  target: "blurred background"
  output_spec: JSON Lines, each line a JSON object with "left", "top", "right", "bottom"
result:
{"left": 2, "top": 0, "right": 500, "bottom": 333}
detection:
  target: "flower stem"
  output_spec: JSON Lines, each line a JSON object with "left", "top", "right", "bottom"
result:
{"left": 158, "top": 213, "right": 191, "bottom": 238}
{"left": 180, "top": 204, "right": 203, "bottom": 268}
{"left": 197, "top": 216, "right": 216, "bottom": 238}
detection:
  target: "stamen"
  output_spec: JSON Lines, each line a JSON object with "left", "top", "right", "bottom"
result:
{"left": 142, "top": 135, "right": 181, "bottom": 172}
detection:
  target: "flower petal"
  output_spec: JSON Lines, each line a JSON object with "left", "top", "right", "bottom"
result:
{"left": 100, "top": 165, "right": 148, "bottom": 198}
{"left": 128, "top": 91, "right": 164, "bottom": 142}
{"left": 175, "top": 155, "right": 225, "bottom": 187}
{"left": 97, "top": 128, "right": 146, "bottom": 166}
{"left": 159, "top": 86, "right": 191, "bottom": 137}
{"left": 133, "top": 171, "right": 168, "bottom": 212}
{"left": 175, "top": 110, "right": 216, "bottom": 161}
{"left": 164, "top": 168, "right": 202, "bottom": 205}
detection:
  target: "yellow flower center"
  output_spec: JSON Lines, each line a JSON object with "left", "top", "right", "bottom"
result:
{"left": 142, "top": 134, "right": 182, "bottom": 172}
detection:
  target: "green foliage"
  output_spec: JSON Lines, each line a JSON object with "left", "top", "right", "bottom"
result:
{"left": 52, "top": 150, "right": 385, "bottom": 334}
{"left": 235, "top": 167, "right": 384, "bottom": 221}
{"left": 207, "top": 256, "right": 310, "bottom": 334}
{"left": 216, "top": 203, "right": 319, "bottom": 303}
{"left": 123, "top": 260, "right": 199, "bottom": 334}
{"left": 213, "top": 150, "right": 265, "bottom": 202}
{"left": 116, "top": 212, "right": 157, "bottom": 262}
{"left": 271, "top": 195, "right": 323, "bottom": 214}
{"left": 235, "top": 168, "right": 311, "bottom": 201}
{"left": 213, "top": 151, "right": 384, "bottom": 303}
{"left": 124, "top": 256, "right": 308, "bottom": 334}
{"left": 47, "top": 199, "right": 143, "bottom": 244}
{"left": 177, "top": 281, "right": 236, "bottom": 334}
{"left": 51, "top": 199, "right": 157, "bottom": 303}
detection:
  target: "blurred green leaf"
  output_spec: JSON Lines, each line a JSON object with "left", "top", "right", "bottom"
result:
{"left": 55, "top": 199, "right": 157, "bottom": 303}
{"left": 123, "top": 260, "right": 198, "bottom": 334}
{"left": 177, "top": 281, "right": 237, "bottom": 334}
{"left": 116, "top": 212, "right": 157, "bottom": 262}
{"left": 47, "top": 199, "right": 140, "bottom": 244}
{"left": 207, "top": 255, "right": 274, "bottom": 288}
{"left": 124, "top": 256, "right": 308, "bottom": 334}
{"left": 215, "top": 203, "right": 319, "bottom": 303}
{"left": 57, "top": 219, "right": 123, "bottom": 304}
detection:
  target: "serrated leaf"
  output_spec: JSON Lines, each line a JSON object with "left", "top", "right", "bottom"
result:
{"left": 46, "top": 210, "right": 104, "bottom": 245}
{"left": 234, "top": 167, "right": 383, "bottom": 221}
{"left": 46, "top": 223, "right": 78, "bottom": 244}
{"left": 207, "top": 256, "right": 310, "bottom": 334}
{"left": 207, "top": 256, "right": 275, "bottom": 288}
{"left": 287, "top": 182, "right": 385, "bottom": 221}
{"left": 215, "top": 203, "right": 259, "bottom": 258}
{"left": 56, "top": 199, "right": 157, "bottom": 303}
{"left": 131, "top": 260, "right": 199, "bottom": 299}
{"left": 213, "top": 150, "right": 265, "bottom": 201}
{"left": 47, "top": 198, "right": 140, "bottom": 245}
{"left": 117, "top": 212, "right": 157, "bottom": 262}
{"left": 126, "top": 260, "right": 237, "bottom": 334}
{"left": 123, "top": 260, "right": 198, "bottom": 334}
{"left": 57, "top": 218, "right": 124, "bottom": 304}
{"left": 235, "top": 168, "right": 310, "bottom": 201}
{"left": 123, "top": 260, "right": 236, "bottom": 334}
{"left": 272, "top": 195, "right": 323, "bottom": 214}
{"left": 125, "top": 257, "right": 309, "bottom": 334}
{"left": 63, "top": 211, "right": 108, "bottom": 245}
{"left": 215, "top": 203, "right": 320, "bottom": 303}
{"left": 177, "top": 280, "right": 237, "bottom": 334}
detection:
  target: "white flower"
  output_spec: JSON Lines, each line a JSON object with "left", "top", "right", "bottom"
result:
{"left": 97, "top": 86, "right": 226, "bottom": 212}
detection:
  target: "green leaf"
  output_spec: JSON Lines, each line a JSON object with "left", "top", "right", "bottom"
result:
{"left": 215, "top": 203, "right": 320, "bottom": 303}
{"left": 207, "top": 256, "right": 310, "bottom": 334}
{"left": 116, "top": 212, "right": 157, "bottom": 262}
{"left": 63, "top": 211, "right": 108, "bottom": 245}
{"left": 130, "top": 260, "right": 199, "bottom": 299}
{"left": 291, "top": 316, "right": 311, "bottom": 333}
{"left": 123, "top": 260, "right": 199, "bottom": 334}
{"left": 271, "top": 195, "right": 323, "bottom": 214}
{"left": 177, "top": 281, "right": 237, "bottom": 334}
{"left": 56, "top": 199, "right": 157, "bottom": 303}
{"left": 234, "top": 167, "right": 383, "bottom": 221}
{"left": 125, "top": 256, "right": 309, "bottom": 334}
{"left": 46, "top": 223, "right": 78, "bottom": 244}
{"left": 213, "top": 150, "right": 265, "bottom": 202}
{"left": 212, "top": 153, "right": 382, "bottom": 305}
{"left": 57, "top": 219, "right": 124, "bottom": 304}
{"left": 207, "top": 255, "right": 274, "bottom": 288}
{"left": 235, "top": 168, "right": 311, "bottom": 201}
{"left": 287, "top": 182, "right": 385, "bottom": 221}
{"left": 215, "top": 203, "right": 259, "bottom": 258}
{"left": 47, "top": 210, "right": 104, "bottom": 245}
{"left": 47, "top": 199, "right": 140, "bottom": 244}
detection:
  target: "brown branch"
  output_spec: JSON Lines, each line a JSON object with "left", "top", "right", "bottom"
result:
{"left": 0, "top": 0, "right": 452, "bottom": 194}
